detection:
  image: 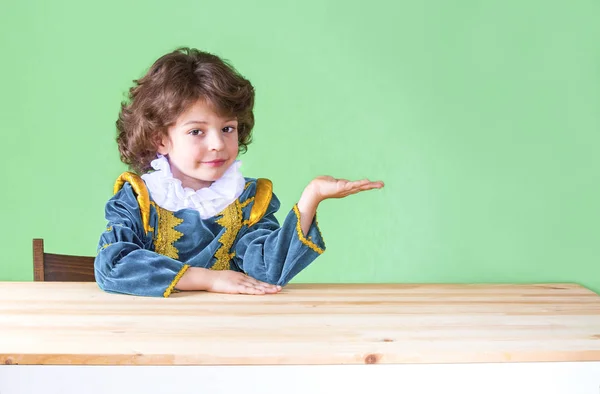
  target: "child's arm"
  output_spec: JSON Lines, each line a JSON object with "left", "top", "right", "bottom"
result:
{"left": 297, "top": 176, "right": 384, "bottom": 235}
{"left": 94, "top": 185, "right": 191, "bottom": 297}
{"left": 232, "top": 176, "right": 383, "bottom": 287}
{"left": 95, "top": 182, "right": 279, "bottom": 297}
{"left": 175, "top": 267, "right": 281, "bottom": 295}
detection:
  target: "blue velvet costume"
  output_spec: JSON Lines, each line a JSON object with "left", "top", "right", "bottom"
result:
{"left": 94, "top": 172, "right": 326, "bottom": 297}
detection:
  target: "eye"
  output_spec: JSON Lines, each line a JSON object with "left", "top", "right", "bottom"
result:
{"left": 222, "top": 126, "right": 236, "bottom": 133}
{"left": 188, "top": 129, "right": 203, "bottom": 136}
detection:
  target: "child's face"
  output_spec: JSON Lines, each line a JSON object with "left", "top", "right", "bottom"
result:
{"left": 157, "top": 99, "right": 239, "bottom": 190}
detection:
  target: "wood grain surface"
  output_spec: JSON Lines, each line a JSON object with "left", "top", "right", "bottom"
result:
{"left": 1, "top": 282, "right": 599, "bottom": 365}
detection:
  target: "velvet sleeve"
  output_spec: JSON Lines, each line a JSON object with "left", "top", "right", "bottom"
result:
{"left": 94, "top": 183, "right": 189, "bottom": 297}
{"left": 232, "top": 193, "right": 326, "bottom": 286}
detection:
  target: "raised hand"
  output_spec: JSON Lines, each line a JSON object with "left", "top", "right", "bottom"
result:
{"left": 306, "top": 176, "right": 384, "bottom": 202}
{"left": 296, "top": 175, "right": 384, "bottom": 236}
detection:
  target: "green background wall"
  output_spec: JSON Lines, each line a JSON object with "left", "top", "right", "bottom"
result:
{"left": 2, "top": 0, "right": 599, "bottom": 292}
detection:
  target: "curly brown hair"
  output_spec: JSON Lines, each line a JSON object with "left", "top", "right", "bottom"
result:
{"left": 116, "top": 47, "right": 255, "bottom": 174}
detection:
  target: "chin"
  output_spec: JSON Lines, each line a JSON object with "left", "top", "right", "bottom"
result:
{"left": 198, "top": 171, "right": 225, "bottom": 182}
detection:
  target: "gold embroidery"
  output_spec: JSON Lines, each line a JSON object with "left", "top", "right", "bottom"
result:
{"left": 113, "top": 172, "right": 153, "bottom": 234}
{"left": 241, "top": 197, "right": 254, "bottom": 209}
{"left": 163, "top": 264, "right": 190, "bottom": 298}
{"left": 97, "top": 243, "right": 111, "bottom": 253}
{"left": 154, "top": 205, "right": 184, "bottom": 259}
{"left": 292, "top": 204, "right": 325, "bottom": 254}
{"left": 240, "top": 198, "right": 254, "bottom": 226}
{"left": 96, "top": 243, "right": 112, "bottom": 255}
{"left": 213, "top": 201, "right": 244, "bottom": 270}
{"left": 247, "top": 178, "right": 272, "bottom": 227}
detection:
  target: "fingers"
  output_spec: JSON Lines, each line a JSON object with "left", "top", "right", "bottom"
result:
{"left": 238, "top": 285, "right": 280, "bottom": 295}
{"left": 345, "top": 179, "right": 384, "bottom": 188}
{"left": 344, "top": 179, "right": 384, "bottom": 194}
{"left": 211, "top": 271, "right": 282, "bottom": 295}
{"left": 238, "top": 285, "right": 266, "bottom": 295}
{"left": 248, "top": 282, "right": 281, "bottom": 294}
{"left": 245, "top": 275, "right": 280, "bottom": 289}
{"left": 239, "top": 276, "right": 281, "bottom": 295}
{"left": 358, "top": 182, "right": 384, "bottom": 191}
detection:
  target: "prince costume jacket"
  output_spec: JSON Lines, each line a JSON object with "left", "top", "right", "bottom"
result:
{"left": 94, "top": 172, "right": 326, "bottom": 297}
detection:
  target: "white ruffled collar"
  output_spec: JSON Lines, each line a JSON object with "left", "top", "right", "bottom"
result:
{"left": 141, "top": 155, "right": 245, "bottom": 219}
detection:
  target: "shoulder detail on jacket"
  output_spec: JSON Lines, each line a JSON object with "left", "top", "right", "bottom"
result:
{"left": 113, "top": 171, "right": 153, "bottom": 234}
{"left": 247, "top": 178, "right": 273, "bottom": 227}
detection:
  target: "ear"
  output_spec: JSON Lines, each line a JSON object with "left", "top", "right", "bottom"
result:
{"left": 155, "top": 133, "right": 170, "bottom": 155}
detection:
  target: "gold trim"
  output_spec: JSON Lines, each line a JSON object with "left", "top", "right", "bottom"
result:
{"left": 247, "top": 178, "right": 273, "bottom": 227}
{"left": 96, "top": 243, "right": 112, "bottom": 255}
{"left": 154, "top": 205, "right": 184, "bottom": 260}
{"left": 240, "top": 197, "right": 254, "bottom": 226}
{"left": 163, "top": 264, "right": 190, "bottom": 297}
{"left": 241, "top": 197, "right": 254, "bottom": 209}
{"left": 240, "top": 198, "right": 254, "bottom": 226}
{"left": 113, "top": 172, "right": 153, "bottom": 234}
{"left": 292, "top": 204, "right": 324, "bottom": 254}
{"left": 213, "top": 201, "right": 244, "bottom": 270}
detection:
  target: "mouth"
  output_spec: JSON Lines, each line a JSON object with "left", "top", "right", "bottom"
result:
{"left": 202, "top": 159, "right": 227, "bottom": 167}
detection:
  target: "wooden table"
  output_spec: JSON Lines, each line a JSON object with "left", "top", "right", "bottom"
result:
{"left": 1, "top": 282, "right": 600, "bottom": 393}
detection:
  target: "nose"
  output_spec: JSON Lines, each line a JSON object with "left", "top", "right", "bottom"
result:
{"left": 206, "top": 130, "right": 225, "bottom": 151}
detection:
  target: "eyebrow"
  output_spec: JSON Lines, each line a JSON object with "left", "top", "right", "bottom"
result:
{"left": 182, "top": 118, "right": 237, "bottom": 126}
{"left": 182, "top": 120, "right": 208, "bottom": 126}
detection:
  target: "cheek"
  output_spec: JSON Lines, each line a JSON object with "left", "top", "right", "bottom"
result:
{"left": 185, "top": 140, "right": 207, "bottom": 156}
{"left": 173, "top": 142, "right": 202, "bottom": 166}
{"left": 229, "top": 145, "right": 239, "bottom": 159}
{"left": 229, "top": 135, "right": 240, "bottom": 155}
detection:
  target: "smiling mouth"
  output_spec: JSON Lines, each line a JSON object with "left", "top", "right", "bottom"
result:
{"left": 202, "top": 159, "right": 227, "bottom": 167}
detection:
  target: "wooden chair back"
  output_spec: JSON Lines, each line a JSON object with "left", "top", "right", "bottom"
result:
{"left": 33, "top": 238, "right": 95, "bottom": 282}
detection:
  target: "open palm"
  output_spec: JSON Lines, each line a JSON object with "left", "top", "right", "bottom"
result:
{"left": 309, "top": 176, "right": 384, "bottom": 201}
